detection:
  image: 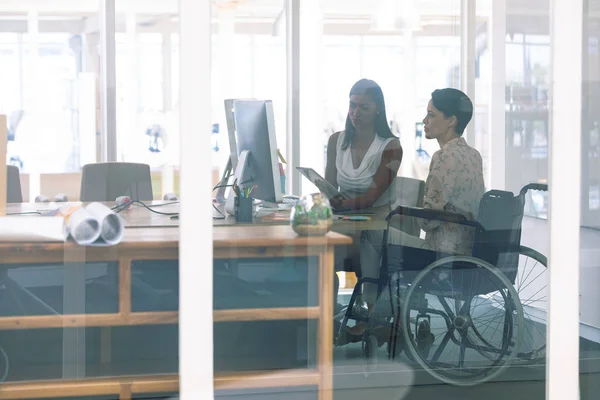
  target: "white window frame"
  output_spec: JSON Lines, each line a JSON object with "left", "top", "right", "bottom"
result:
{"left": 178, "top": 0, "right": 213, "bottom": 398}
{"left": 547, "top": 0, "right": 582, "bottom": 398}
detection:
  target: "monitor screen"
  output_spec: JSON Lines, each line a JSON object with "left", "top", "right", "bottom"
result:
{"left": 232, "top": 100, "right": 282, "bottom": 204}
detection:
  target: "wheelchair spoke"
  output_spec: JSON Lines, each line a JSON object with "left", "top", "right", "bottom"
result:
{"left": 459, "top": 331, "right": 468, "bottom": 369}
{"left": 518, "top": 268, "right": 547, "bottom": 294}
{"left": 522, "top": 295, "right": 547, "bottom": 306}
{"left": 518, "top": 253, "right": 531, "bottom": 288}
{"left": 431, "top": 329, "right": 454, "bottom": 362}
{"left": 437, "top": 296, "right": 456, "bottom": 320}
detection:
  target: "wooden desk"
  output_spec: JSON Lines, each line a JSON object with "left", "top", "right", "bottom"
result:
{"left": 0, "top": 206, "right": 351, "bottom": 400}
{"left": 7, "top": 202, "right": 391, "bottom": 232}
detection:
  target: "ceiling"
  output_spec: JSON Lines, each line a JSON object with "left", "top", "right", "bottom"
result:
{"left": 0, "top": 0, "right": 552, "bottom": 35}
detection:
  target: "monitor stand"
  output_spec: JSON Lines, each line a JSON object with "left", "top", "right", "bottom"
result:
{"left": 224, "top": 150, "right": 253, "bottom": 216}
{"left": 215, "top": 156, "right": 233, "bottom": 204}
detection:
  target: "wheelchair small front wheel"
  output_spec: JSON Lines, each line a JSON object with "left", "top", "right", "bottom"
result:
{"left": 401, "top": 255, "right": 524, "bottom": 387}
{"left": 362, "top": 333, "right": 379, "bottom": 370}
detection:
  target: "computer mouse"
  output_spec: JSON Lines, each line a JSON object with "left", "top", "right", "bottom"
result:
{"left": 35, "top": 195, "right": 50, "bottom": 203}
{"left": 163, "top": 193, "right": 178, "bottom": 201}
{"left": 115, "top": 196, "right": 132, "bottom": 209}
{"left": 54, "top": 193, "right": 68, "bottom": 203}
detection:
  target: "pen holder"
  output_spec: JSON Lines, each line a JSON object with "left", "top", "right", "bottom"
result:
{"left": 234, "top": 197, "right": 254, "bottom": 222}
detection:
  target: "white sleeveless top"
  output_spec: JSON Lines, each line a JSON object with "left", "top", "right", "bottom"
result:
{"left": 335, "top": 131, "right": 397, "bottom": 207}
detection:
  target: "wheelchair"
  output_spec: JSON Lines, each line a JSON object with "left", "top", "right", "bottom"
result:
{"left": 335, "top": 183, "right": 548, "bottom": 386}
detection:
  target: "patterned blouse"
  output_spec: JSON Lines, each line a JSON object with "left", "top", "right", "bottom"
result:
{"left": 421, "top": 137, "right": 485, "bottom": 255}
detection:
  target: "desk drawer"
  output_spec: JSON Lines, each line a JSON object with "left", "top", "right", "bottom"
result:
{"left": 214, "top": 257, "right": 319, "bottom": 310}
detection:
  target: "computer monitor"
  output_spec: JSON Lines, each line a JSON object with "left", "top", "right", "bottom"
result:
{"left": 224, "top": 99, "right": 282, "bottom": 214}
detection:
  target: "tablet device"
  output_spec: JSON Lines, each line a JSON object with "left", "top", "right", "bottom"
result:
{"left": 296, "top": 167, "right": 348, "bottom": 200}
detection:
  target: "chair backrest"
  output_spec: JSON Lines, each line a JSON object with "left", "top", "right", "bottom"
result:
{"left": 7, "top": 165, "right": 23, "bottom": 203}
{"left": 473, "top": 189, "right": 526, "bottom": 284}
{"left": 80, "top": 162, "right": 153, "bottom": 202}
{"left": 391, "top": 177, "right": 425, "bottom": 237}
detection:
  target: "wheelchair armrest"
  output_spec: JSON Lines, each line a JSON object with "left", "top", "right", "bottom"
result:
{"left": 386, "top": 206, "right": 481, "bottom": 229}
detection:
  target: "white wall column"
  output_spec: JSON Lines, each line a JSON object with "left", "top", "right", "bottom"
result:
{"left": 26, "top": 11, "right": 40, "bottom": 201}
{"left": 299, "top": 0, "right": 323, "bottom": 193}
{"left": 488, "top": 0, "right": 506, "bottom": 190}
{"left": 460, "top": 0, "right": 476, "bottom": 144}
{"left": 285, "top": 0, "right": 300, "bottom": 195}
{"left": 216, "top": 8, "right": 236, "bottom": 173}
{"left": 80, "top": 34, "right": 101, "bottom": 165}
{"left": 179, "top": 0, "right": 213, "bottom": 397}
{"left": 547, "top": 0, "right": 583, "bottom": 398}
{"left": 99, "top": 0, "right": 117, "bottom": 162}
{"left": 161, "top": 31, "right": 175, "bottom": 196}
{"left": 17, "top": 33, "right": 24, "bottom": 110}
{"left": 162, "top": 32, "right": 173, "bottom": 113}
{"left": 125, "top": 12, "right": 138, "bottom": 163}
{"left": 400, "top": 31, "right": 417, "bottom": 178}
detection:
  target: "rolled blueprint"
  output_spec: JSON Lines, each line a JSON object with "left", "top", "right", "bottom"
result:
{"left": 66, "top": 207, "right": 101, "bottom": 245}
{"left": 85, "top": 202, "right": 124, "bottom": 245}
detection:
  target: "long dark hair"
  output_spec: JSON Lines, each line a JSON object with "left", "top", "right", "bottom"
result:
{"left": 342, "top": 79, "right": 396, "bottom": 150}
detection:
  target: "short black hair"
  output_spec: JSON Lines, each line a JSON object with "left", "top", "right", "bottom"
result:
{"left": 431, "top": 88, "right": 473, "bottom": 135}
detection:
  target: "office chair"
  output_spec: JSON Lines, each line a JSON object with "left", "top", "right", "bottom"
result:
{"left": 80, "top": 162, "right": 154, "bottom": 202}
{"left": 7, "top": 165, "right": 23, "bottom": 203}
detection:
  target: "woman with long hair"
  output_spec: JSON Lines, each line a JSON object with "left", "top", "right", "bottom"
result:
{"left": 325, "top": 79, "right": 403, "bottom": 338}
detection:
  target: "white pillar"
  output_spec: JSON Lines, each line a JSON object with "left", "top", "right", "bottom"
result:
{"left": 218, "top": 10, "right": 235, "bottom": 100}
{"left": 216, "top": 9, "right": 236, "bottom": 174}
{"left": 285, "top": 0, "right": 301, "bottom": 195}
{"left": 400, "top": 31, "right": 417, "bottom": 178}
{"left": 488, "top": 0, "right": 506, "bottom": 190}
{"left": 460, "top": 0, "right": 476, "bottom": 144}
{"left": 162, "top": 32, "right": 173, "bottom": 113}
{"left": 99, "top": 0, "right": 117, "bottom": 162}
{"left": 547, "top": 0, "right": 582, "bottom": 398}
{"left": 299, "top": 0, "right": 323, "bottom": 194}
{"left": 17, "top": 33, "right": 24, "bottom": 110}
{"left": 161, "top": 32, "right": 175, "bottom": 196}
{"left": 125, "top": 12, "right": 138, "bottom": 163}
{"left": 26, "top": 11, "right": 40, "bottom": 201}
{"left": 82, "top": 33, "right": 99, "bottom": 74}
{"left": 80, "top": 34, "right": 102, "bottom": 164}
{"left": 179, "top": 0, "right": 213, "bottom": 398}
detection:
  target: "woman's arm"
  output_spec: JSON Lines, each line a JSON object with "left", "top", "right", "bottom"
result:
{"left": 340, "top": 139, "right": 403, "bottom": 210}
{"left": 325, "top": 132, "right": 340, "bottom": 187}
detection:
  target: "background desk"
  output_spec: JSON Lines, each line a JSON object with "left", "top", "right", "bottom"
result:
{"left": 0, "top": 205, "right": 351, "bottom": 400}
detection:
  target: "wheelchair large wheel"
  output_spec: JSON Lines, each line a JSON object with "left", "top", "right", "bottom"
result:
{"left": 401, "top": 256, "right": 524, "bottom": 387}
{"left": 509, "top": 246, "right": 547, "bottom": 364}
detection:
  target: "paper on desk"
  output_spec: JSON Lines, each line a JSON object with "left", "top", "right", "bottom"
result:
{"left": 0, "top": 216, "right": 66, "bottom": 242}
{"left": 86, "top": 202, "right": 124, "bottom": 245}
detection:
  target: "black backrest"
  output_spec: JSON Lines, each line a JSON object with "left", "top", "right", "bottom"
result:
{"left": 473, "top": 190, "right": 525, "bottom": 284}
{"left": 7, "top": 165, "right": 23, "bottom": 203}
{"left": 80, "top": 162, "right": 153, "bottom": 202}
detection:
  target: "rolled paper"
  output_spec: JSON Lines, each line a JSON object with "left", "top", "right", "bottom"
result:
{"left": 85, "top": 202, "right": 124, "bottom": 245}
